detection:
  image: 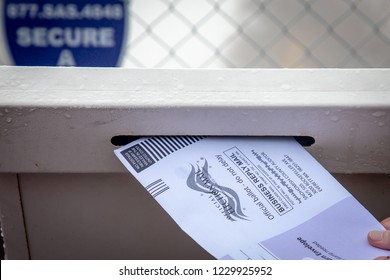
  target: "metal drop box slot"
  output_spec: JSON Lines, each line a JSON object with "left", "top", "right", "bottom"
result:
{"left": 0, "top": 67, "right": 389, "bottom": 259}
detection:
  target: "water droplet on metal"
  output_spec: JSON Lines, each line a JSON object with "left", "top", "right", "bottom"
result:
{"left": 372, "top": 111, "right": 387, "bottom": 118}
{"left": 331, "top": 116, "right": 339, "bottom": 122}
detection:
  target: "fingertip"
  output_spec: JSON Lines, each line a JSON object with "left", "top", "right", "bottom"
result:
{"left": 381, "top": 217, "right": 390, "bottom": 230}
{"left": 368, "top": 230, "right": 390, "bottom": 250}
{"left": 373, "top": 256, "right": 390, "bottom": 260}
{"left": 368, "top": 230, "right": 384, "bottom": 241}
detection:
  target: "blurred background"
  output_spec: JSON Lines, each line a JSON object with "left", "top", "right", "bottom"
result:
{"left": 0, "top": 0, "right": 389, "bottom": 68}
{"left": 122, "top": 0, "right": 390, "bottom": 68}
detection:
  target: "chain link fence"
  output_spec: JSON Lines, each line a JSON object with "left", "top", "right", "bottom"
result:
{"left": 122, "top": 0, "right": 390, "bottom": 68}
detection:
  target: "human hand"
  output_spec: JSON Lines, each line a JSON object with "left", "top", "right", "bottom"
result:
{"left": 368, "top": 217, "right": 390, "bottom": 260}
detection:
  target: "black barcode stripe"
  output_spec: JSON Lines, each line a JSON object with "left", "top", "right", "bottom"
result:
{"left": 171, "top": 137, "right": 186, "bottom": 148}
{"left": 194, "top": 136, "right": 205, "bottom": 141}
{"left": 148, "top": 182, "right": 164, "bottom": 193}
{"left": 146, "top": 179, "right": 162, "bottom": 190}
{"left": 185, "top": 136, "right": 197, "bottom": 144}
{"left": 145, "top": 179, "right": 170, "bottom": 198}
{"left": 153, "top": 187, "right": 170, "bottom": 197}
{"left": 180, "top": 136, "right": 191, "bottom": 146}
{"left": 165, "top": 137, "right": 182, "bottom": 150}
{"left": 135, "top": 136, "right": 205, "bottom": 164}
{"left": 157, "top": 137, "right": 176, "bottom": 153}
{"left": 175, "top": 137, "right": 188, "bottom": 147}
{"left": 150, "top": 183, "right": 167, "bottom": 196}
{"left": 149, "top": 138, "right": 167, "bottom": 158}
{"left": 148, "top": 181, "right": 165, "bottom": 193}
{"left": 187, "top": 136, "right": 197, "bottom": 143}
{"left": 140, "top": 142, "right": 160, "bottom": 162}
{"left": 183, "top": 137, "right": 192, "bottom": 144}
{"left": 143, "top": 140, "right": 162, "bottom": 160}
{"left": 144, "top": 139, "right": 163, "bottom": 160}
{"left": 154, "top": 137, "right": 172, "bottom": 155}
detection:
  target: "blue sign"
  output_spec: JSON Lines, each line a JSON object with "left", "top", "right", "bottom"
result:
{"left": 2, "top": 0, "right": 128, "bottom": 66}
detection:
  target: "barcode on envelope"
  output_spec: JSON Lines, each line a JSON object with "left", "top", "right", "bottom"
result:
{"left": 120, "top": 136, "right": 205, "bottom": 173}
{"left": 140, "top": 136, "right": 205, "bottom": 161}
{"left": 146, "top": 179, "right": 170, "bottom": 198}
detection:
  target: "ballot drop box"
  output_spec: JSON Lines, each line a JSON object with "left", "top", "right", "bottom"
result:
{"left": 0, "top": 67, "right": 389, "bottom": 259}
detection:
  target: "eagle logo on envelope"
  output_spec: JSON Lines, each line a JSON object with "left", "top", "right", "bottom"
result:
{"left": 186, "top": 159, "right": 249, "bottom": 221}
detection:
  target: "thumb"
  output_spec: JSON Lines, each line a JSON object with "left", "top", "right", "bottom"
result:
{"left": 368, "top": 230, "right": 390, "bottom": 250}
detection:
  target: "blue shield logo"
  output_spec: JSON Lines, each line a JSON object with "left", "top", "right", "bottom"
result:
{"left": 2, "top": 0, "right": 128, "bottom": 66}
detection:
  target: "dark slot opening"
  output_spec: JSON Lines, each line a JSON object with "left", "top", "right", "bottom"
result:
{"left": 111, "top": 135, "right": 315, "bottom": 147}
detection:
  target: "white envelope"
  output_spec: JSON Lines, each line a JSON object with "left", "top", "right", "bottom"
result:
{"left": 115, "top": 136, "right": 386, "bottom": 260}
